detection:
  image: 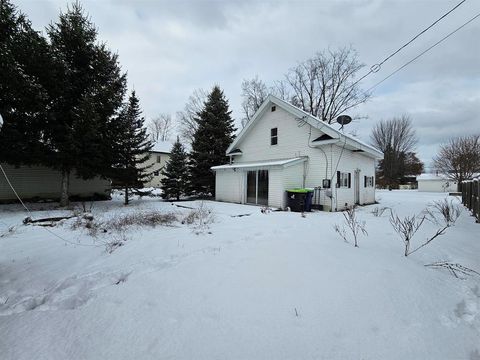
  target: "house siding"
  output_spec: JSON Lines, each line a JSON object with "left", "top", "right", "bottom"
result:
{"left": 226, "top": 106, "right": 377, "bottom": 210}
{"left": 330, "top": 146, "right": 376, "bottom": 211}
{"left": 215, "top": 169, "right": 244, "bottom": 204}
{"left": 0, "top": 163, "right": 110, "bottom": 202}
{"left": 268, "top": 168, "right": 284, "bottom": 208}
{"left": 143, "top": 151, "right": 171, "bottom": 188}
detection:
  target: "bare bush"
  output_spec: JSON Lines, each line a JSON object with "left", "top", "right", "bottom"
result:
{"left": 101, "top": 231, "right": 129, "bottom": 254}
{"left": 424, "top": 261, "right": 480, "bottom": 279}
{"left": 426, "top": 198, "right": 461, "bottom": 227}
{"left": 71, "top": 210, "right": 177, "bottom": 237}
{"left": 389, "top": 212, "right": 425, "bottom": 256}
{"left": 105, "top": 211, "right": 177, "bottom": 230}
{"left": 371, "top": 206, "right": 389, "bottom": 217}
{"left": 71, "top": 213, "right": 103, "bottom": 237}
{"left": 182, "top": 201, "right": 215, "bottom": 231}
{"left": 334, "top": 207, "right": 367, "bottom": 247}
{"left": 390, "top": 200, "right": 461, "bottom": 257}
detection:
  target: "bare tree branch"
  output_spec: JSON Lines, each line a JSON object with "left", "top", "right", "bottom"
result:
{"left": 282, "top": 46, "right": 370, "bottom": 123}
{"left": 176, "top": 88, "right": 208, "bottom": 146}
{"left": 433, "top": 134, "right": 480, "bottom": 190}
{"left": 241, "top": 76, "right": 268, "bottom": 127}
{"left": 370, "top": 115, "right": 422, "bottom": 187}
{"left": 148, "top": 113, "right": 173, "bottom": 142}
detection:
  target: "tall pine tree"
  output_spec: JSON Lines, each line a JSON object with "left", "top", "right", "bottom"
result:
{"left": 160, "top": 137, "right": 189, "bottom": 201}
{"left": 47, "top": 2, "right": 126, "bottom": 205}
{"left": 110, "top": 91, "right": 153, "bottom": 205}
{"left": 0, "top": 0, "right": 54, "bottom": 165}
{"left": 190, "top": 86, "right": 236, "bottom": 196}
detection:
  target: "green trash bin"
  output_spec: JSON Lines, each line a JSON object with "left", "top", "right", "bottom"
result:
{"left": 286, "top": 188, "right": 314, "bottom": 212}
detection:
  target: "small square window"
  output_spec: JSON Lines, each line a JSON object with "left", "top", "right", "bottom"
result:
{"left": 153, "top": 171, "right": 159, "bottom": 176}
{"left": 156, "top": 155, "right": 161, "bottom": 163}
{"left": 271, "top": 128, "right": 278, "bottom": 145}
{"left": 271, "top": 105, "right": 276, "bottom": 112}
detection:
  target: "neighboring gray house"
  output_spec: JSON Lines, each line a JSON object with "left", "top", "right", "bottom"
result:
{"left": 211, "top": 95, "right": 383, "bottom": 211}
{"left": 0, "top": 163, "right": 110, "bottom": 202}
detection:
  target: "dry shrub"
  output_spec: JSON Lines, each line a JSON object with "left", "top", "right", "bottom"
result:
{"left": 105, "top": 211, "right": 177, "bottom": 230}
{"left": 181, "top": 201, "right": 215, "bottom": 231}
{"left": 334, "top": 207, "right": 367, "bottom": 247}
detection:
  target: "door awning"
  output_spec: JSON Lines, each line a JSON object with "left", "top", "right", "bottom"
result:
{"left": 211, "top": 157, "right": 307, "bottom": 171}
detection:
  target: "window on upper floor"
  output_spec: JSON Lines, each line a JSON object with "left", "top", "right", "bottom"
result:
{"left": 153, "top": 170, "right": 159, "bottom": 176}
{"left": 156, "top": 155, "right": 161, "bottom": 163}
{"left": 271, "top": 127, "right": 278, "bottom": 145}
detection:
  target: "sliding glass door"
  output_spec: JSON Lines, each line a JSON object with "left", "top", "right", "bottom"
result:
{"left": 246, "top": 170, "right": 269, "bottom": 205}
{"left": 247, "top": 171, "right": 257, "bottom": 204}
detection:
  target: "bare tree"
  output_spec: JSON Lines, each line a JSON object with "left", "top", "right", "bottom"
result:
{"left": 433, "top": 134, "right": 480, "bottom": 191}
{"left": 176, "top": 88, "right": 207, "bottom": 146}
{"left": 148, "top": 113, "right": 173, "bottom": 142}
{"left": 241, "top": 75, "right": 268, "bottom": 127}
{"left": 370, "top": 115, "right": 420, "bottom": 188}
{"left": 281, "top": 46, "right": 370, "bottom": 123}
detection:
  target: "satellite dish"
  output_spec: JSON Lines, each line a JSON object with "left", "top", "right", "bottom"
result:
{"left": 336, "top": 115, "right": 352, "bottom": 126}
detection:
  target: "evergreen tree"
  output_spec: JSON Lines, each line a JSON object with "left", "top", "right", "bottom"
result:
{"left": 160, "top": 137, "right": 189, "bottom": 201}
{"left": 0, "top": 0, "right": 53, "bottom": 165}
{"left": 47, "top": 2, "right": 126, "bottom": 205}
{"left": 190, "top": 86, "right": 236, "bottom": 196}
{"left": 110, "top": 91, "right": 153, "bottom": 205}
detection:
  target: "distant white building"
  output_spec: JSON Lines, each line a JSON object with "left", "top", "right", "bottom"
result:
{"left": 144, "top": 140, "right": 173, "bottom": 188}
{"left": 416, "top": 173, "right": 457, "bottom": 192}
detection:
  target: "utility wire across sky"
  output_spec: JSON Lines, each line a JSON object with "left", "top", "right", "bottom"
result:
{"left": 352, "top": 0, "right": 468, "bottom": 87}
{"left": 367, "top": 11, "right": 480, "bottom": 92}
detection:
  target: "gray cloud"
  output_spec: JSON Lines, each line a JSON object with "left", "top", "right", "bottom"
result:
{"left": 15, "top": 0, "right": 480, "bottom": 166}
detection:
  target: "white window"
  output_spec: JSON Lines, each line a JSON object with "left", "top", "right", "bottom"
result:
{"left": 364, "top": 176, "right": 374, "bottom": 187}
{"left": 271, "top": 128, "right": 278, "bottom": 145}
{"left": 337, "top": 171, "right": 350, "bottom": 188}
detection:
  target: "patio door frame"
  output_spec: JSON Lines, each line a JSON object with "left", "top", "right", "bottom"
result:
{"left": 246, "top": 170, "right": 269, "bottom": 205}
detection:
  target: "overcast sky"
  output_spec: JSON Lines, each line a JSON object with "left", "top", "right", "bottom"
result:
{"left": 16, "top": 0, "right": 480, "bottom": 168}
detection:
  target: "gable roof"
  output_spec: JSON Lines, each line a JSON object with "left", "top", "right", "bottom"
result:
{"left": 227, "top": 95, "right": 383, "bottom": 159}
{"left": 150, "top": 140, "right": 173, "bottom": 154}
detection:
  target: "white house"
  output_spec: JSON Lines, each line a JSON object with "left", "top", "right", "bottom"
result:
{"left": 143, "top": 140, "right": 173, "bottom": 188}
{"left": 211, "top": 95, "right": 383, "bottom": 211}
{"left": 416, "top": 173, "right": 457, "bottom": 192}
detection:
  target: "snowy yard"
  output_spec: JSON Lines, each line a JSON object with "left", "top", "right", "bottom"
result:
{"left": 0, "top": 191, "right": 479, "bottom": 360}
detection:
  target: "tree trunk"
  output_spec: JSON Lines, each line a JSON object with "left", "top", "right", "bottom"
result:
{"left": 59, "top": 168, "right": 70, "bottom": 207}
{"left": 124, "top": 187, "right": 129, "bottom": 205}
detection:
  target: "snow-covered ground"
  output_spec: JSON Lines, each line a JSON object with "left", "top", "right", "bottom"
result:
{"left": 0, "top": 191, "right": 479, "bottom": 360}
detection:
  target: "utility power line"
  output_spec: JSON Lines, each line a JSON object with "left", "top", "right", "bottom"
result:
{"left": 354, "top": 0, "right": 468, "bottom": 85}
{"left": 0, "top": 163, "right": 98, "bottom": 247}
{"left": 367, "top": 12, "right": 480, "bottom": 92}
